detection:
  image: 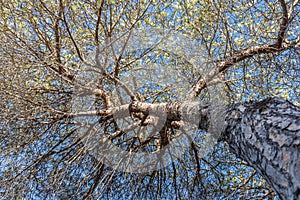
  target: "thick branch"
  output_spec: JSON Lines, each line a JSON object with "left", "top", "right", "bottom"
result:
{"left": 189, "top": 0, "right": 295, "bottom": 99}
{"left": 278, "top": 0, "right": 289, "bottom": 47}
{"left": 68, "top": 94, "right": 300, "bottom": 199}
{"left": 189, "top": 42, "right": 297, "bottom": 99}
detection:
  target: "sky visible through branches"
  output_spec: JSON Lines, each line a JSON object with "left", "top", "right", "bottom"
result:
{"left": 0, "top": 0, "right": 299, "bottom": 199}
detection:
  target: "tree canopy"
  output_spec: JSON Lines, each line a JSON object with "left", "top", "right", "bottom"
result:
{"left": 0, "top": 0, "right": 299, "bottom": 199}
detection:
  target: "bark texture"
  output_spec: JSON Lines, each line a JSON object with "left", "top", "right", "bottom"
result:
{"left": 221, "top": 97, "right": 300, "bottom": 200}
{"left": 73, "top": 97, "right": 300, "bottom": 199}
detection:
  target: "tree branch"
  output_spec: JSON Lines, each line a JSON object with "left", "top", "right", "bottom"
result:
{"left": 188, "top": 41, "right": 298, "bottom": 99}
{"left": 278, "top": 0, "right": 289, "bottom": 47}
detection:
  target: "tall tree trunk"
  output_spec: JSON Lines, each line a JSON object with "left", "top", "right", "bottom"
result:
{"left": 220, "top": 97, "right": 300, "bottom": 200}
{"left": 87, "top": 97, "right": 300, "bottom": 199}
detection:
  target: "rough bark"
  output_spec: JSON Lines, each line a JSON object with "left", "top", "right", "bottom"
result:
{"left": 220, "top": 97, "right": 300, "bottom": 200}
{"left": 127, "top": 97, "right": 300, "bottom": 199}
{"left": 71, "top": 97, "right": 300, "bottom": 198}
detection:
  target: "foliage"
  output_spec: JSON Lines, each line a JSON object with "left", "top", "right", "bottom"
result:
{"left": 0, "top": 0, "right": 299, "bottom": 199}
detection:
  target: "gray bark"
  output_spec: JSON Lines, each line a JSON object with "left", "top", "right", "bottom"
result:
{"left": 219, "top": 97, "right": 300, "bottom": 200}
{"left": 129, "top": 97, "right": 300, "bottom": 199}
{"left": 80, "top": 97, "right": 300, "bottom": 199}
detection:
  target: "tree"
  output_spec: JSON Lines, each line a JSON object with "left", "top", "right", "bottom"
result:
{"left": 0, "top": 0, "right": 299, "bottom": 199}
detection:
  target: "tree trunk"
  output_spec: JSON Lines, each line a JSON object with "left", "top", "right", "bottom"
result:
{"left": 84, "top": 97, "right": 300, "bottom": 199}
{"left": 220, "top": 97, "right": 300, "bottom": 200}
